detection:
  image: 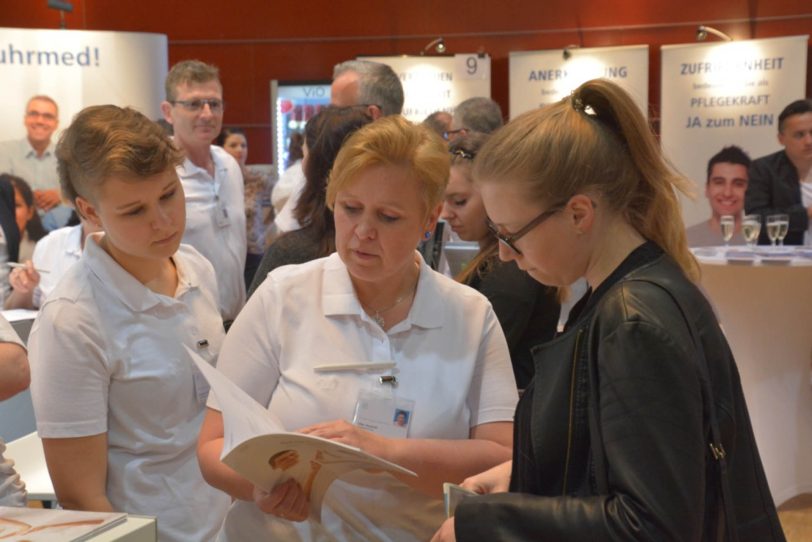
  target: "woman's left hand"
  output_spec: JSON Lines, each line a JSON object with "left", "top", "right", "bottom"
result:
{"left": 298, "top": 419, "right": 391, "bottom": 459}
{"left": 431, "top": 517, "right": 456, "bottom": 542}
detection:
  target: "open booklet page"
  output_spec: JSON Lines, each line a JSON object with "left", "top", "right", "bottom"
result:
{"left": 186, "top": 346, "right": 416, "bottom": 520}
{"left": 0, "top": 506, "right": 126, "bottom": 542}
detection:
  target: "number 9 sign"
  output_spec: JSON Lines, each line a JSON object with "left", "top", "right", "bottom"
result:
{"left": 455, "top": 54, "right": 490, "bottom": 81}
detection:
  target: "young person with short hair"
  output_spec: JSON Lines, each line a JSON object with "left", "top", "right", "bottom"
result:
{"left": 29, "top": 105, "right": 229, "bottom": 542}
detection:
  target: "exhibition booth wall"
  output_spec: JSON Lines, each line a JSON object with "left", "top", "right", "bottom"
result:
{"left": 2, "top": 0, "right": 810, "bottom": 165}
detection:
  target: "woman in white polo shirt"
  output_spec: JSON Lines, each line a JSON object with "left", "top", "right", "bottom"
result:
{"left": 5, "top": 215, "right": 100, "bottom": 310}
{"left": 198, "top": 116, "right": 518, "bottom": 541}
{"left": 28, "top": 105, "right": 229, "bottom": 541}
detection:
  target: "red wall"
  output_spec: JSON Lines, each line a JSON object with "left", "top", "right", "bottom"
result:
{"left": 3, "top": 1, "right": 810, "bottom": 164}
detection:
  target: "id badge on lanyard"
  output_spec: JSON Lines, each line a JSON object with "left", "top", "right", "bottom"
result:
{"left": 215, "top": 195, "right": 230, "bottom": 228}
{"left": 191, "top": 338, "right": 213, "bottom": 404}
{"left": 313, "top": 362, "right": 417, "bottom": 438}
{"left": 352, "top": 374, "right": 415, "bottom": 438}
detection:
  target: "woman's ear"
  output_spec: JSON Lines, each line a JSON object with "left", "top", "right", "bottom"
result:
{"left": 74, "top": 196, "right": 103, "bottom": 230}
{"left": 567, "top": 194, "right": 596, "bottom": 235}
{"left": 424, "top": 202, "right": 443, "bottom": 236}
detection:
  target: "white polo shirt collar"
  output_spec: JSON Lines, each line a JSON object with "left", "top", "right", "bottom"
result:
{"left": 83, "top": 233, "right": 199, "bottom": 313}
{"left": 320, "top": 252, "right": 444, "bottom": 330}
{"left": 176, "top": 145, "right": 230, "bottom": 182}
{"left": 64, "top": 224, "right": 83, "bottom": 259}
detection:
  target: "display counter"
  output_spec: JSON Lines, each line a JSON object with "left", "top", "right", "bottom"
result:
{"left": 694, "top": 247, "right": 812, "bottom": 504}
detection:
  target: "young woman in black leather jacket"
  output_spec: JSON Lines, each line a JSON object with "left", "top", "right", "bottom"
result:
{"left": 431, "top": 79, "right": 784, "bottom": 542}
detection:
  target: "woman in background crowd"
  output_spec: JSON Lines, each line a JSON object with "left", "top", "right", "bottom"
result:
{"left": 0, "top": 176, "right": 20, "bottom": 304}
{"left": 29, "top": 105, "right": 229, "bottom": 542}
{"left": 248, "top": 105, "right": 372, "bottom": 296}
{"left": 431, "top": 79, "right": 784, "bottom": 542}
{"left": 5, "top": 214, "right": 100, "bottom": 310}
{"left": 5, "top": 175, "right": 46, "bottom": 262}
{"left": 199, "top": 116, "right": 517, "bottom": 541}
{"left": 442, "top": 133, "right": 560, "bottom": 389}
{"left": 271, "top": 131, "right": 306, "bottom": 231}
{"left": 216, "top": 127, "right": 273, "bottom": 288}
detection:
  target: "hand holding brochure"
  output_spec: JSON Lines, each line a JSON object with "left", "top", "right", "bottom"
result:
{"left": 186, "top": 346, "right": 416, "bottom": 520}
{"left": 443, "top": 482, "right": 478, "bottom": 517}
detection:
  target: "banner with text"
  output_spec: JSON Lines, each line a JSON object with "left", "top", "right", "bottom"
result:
{"left": 361, "top": 55, "right": 491, "bottom": 122}
{"left": 660, "top": 35, "right": 808, "bottom": 227}
{"left": 509, "top": 45, "right": 649, "bottom": 119}
{"left": 0, "top": 27, "right": 167, "bottom": 141}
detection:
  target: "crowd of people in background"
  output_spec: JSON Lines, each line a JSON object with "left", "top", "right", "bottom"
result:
{"left": 0, "top": 55, "right": 804, "bottom": 541}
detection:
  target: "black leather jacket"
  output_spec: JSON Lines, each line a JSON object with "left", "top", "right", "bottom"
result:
{"left": 456, "top": 253, "right": 784, "bottom": 541}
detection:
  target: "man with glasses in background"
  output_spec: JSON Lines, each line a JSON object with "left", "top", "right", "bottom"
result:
{"left": 446, "top": 97, "right": 503, "bottom": 142}
{"left": 161, "top": 60, "right": 246, "bottom": 324}
{"left": 330, "top": 59, "right": 404, "bottom": 119}
{"left": 0, "top": 95, "right": 72, "bottom": 230}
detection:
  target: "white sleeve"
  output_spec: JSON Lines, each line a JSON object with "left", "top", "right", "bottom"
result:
{"left": 29, "top": 300, "right": 110, "bottom": 438}
{"left": 207, "top": 276, "right": 282, "bottom": 410}
{"left": 467, "top": 306, "right": 519, "bottom": 427}
{"left": 0, "top": 315, "right": 23, "bottom": 348}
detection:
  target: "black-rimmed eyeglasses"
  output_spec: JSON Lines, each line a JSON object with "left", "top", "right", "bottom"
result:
{"left": 170, "top": 99, "right": 225, "bottom": 114}
{"left": 486, "top": 206, "right": 562, "bottom": 255}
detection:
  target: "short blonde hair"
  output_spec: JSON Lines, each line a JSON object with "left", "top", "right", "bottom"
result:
{"left": 474, "top": 79, "right": 698, "bottom": 281}
{"left": 326, "top": 116, "right": 449, "bottom": 215}
{"left": 56, "top": 105, "right": 183, "bottom": 204}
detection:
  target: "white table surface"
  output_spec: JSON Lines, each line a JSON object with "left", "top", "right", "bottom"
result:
{"left": 695, "top": 247, "right": 812, "bottom": 505}
{"left": 5, "top": 431, "right": 54, "bottom": 502}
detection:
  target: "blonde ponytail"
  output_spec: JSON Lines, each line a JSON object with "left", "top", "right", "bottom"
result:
{"left": 474, "top": 78, "right": 699, "bottom": 282}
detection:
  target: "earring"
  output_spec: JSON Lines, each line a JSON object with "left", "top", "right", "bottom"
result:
{"left": 424, "top": 231, "right": 432, "bottom": 240}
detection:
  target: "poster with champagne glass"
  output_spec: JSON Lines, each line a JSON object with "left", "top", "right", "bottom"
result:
{"left": 660, "top": 35, "right": 808, "bottom": 229}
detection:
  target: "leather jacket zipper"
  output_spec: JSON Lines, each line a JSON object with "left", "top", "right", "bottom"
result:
{"left": 562, "top": 327, "right": 584, "bottom": 495}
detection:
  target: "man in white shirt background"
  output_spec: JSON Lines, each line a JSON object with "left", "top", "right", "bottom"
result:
{"left": 0, "top": 96, "right": 72, "bottom": 231}
{"left": 161, "top": 60, "right": 247, "bottom": 323}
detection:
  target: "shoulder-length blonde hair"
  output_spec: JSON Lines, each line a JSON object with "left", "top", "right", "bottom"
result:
{"left": 473, "top": 79, "right": 698, "bottom": 282}
{"left": 326, "top": 115, "right": 449, "bottom": 217}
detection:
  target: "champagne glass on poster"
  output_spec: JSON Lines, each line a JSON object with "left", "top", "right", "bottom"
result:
{"left": 741, "top": 214, "right": 761, "bottom": 248}
{"left": 720, "top": 215, "right": 735, "bottom": 247}
{"left": 765, "top": 214, "right": 784, "bottom": 247}
{"left": 775, "top": 214, "right": 789, "bottom": 246}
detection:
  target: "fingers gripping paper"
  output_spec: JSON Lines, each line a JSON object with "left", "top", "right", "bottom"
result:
{"left": 185, "top": 346, "right": 416, "bottom": 520}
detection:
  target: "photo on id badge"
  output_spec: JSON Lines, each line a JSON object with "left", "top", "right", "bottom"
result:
{"left": 353, "top": 388, "right": 415, "bottom": 438}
